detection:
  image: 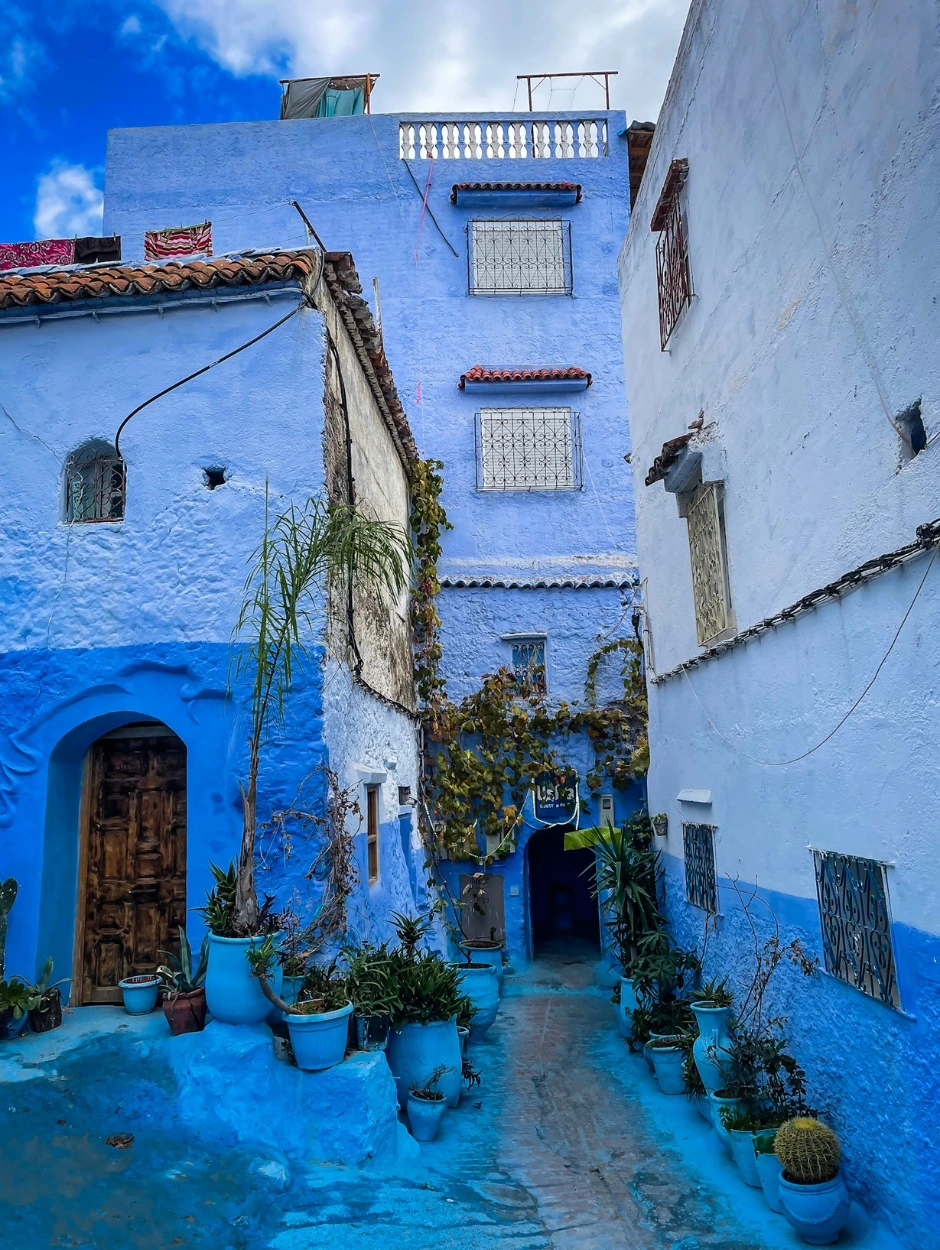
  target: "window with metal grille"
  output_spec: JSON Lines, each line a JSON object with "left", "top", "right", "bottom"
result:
{"left": 687, "top": 482, "right": 732, "bottom": 644}
{"left": 683, "top": 822, "right": 718, "bottom": 912}
{"left": 476, "top": 408, "right": 581, "bottom": 491}
{"left": 469, "top": 219, "right": 572, "bottom": 295}
{"left": 65, "top": 442, "right": 125, "bottom": 523}
{"left": 509, "top": 637, "right": 546, "bottom": 695}
{"left": 813, "top": 850, "right": 901, "bottom": 1010}
{"left": 366, "top": 786, "right": 379, "bottom": 884}
{"left": 651, "top": 159, "right": 693, "bottom": 349}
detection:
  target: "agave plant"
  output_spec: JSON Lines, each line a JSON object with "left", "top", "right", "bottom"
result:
{"left": 157, "top": 927, "right": 209, "bottom": 996}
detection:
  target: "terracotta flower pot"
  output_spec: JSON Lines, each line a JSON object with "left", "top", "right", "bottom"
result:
{"left": 163, "top": 987, "right": 208, "bottom": 1035}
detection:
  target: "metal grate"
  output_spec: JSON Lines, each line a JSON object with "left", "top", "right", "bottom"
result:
{"left": 511, "top": 638, "right": 546, "bottom": 694}
{"left": 65, "top": 445, "right": 126, "bottom": 523}
{"left": 654, "top": 194, "right": 693, "bottom": 349}
{"left": 813, "top": 850, "right": 901, "bottom": 1009}
{"left": 476, "top": 408, "right": 581, "bottom": 491}
{"left": 687, "top": 483, "right": 731, "bottom": 644}
{"left": 683, "top": 822, "right": 718, "bottom": 912}
{"left": 400, "top": 119, "right": 608, "bottom": 160}
{"left": 469, "top": 219, "right": 572, "bottom": 295}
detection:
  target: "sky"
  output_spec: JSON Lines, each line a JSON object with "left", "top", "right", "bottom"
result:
{"left": 1, "top": 0, "right": 691, "bottom": 245}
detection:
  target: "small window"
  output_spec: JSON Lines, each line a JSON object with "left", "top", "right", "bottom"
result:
{"left": 65, "top": 441, "right": 125, "bottom": 523}
{"left": 476, "top": 408, "right": 582, "bottom": 491}
{"left": 686, "top": 482, "right": 733, "bottom": 644}
{"left": 469, "top": 219, "right": 572, "bottom": 295}
{"left": 683, "top": 822, "right": 717, "bottom": 912}
{"left": 813, "top": 850, "right": 901, "bottom": 1010}
{"left": 397, "top": 785, "right": 412, "bottom": 807}
{"left": 651, "top": 159, "right": 693, "bottom": 349}
{"left": 509, "top": 636, "right": 546, "bottom": 695}
{"left": 366, "top": 786, "right": 379, "bottom": 884}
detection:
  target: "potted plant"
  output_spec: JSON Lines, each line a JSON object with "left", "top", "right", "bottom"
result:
{"left": 459, "top": 931, "right": 504, "bottom": 987}
{"left": 450, "top": 954, "right": 498, "bottom": 1041}
{"left": 157, "top": 928, "right": 209, "bottom": 1036}
{"left": 0, "top": 978, "right": 32, "bottom": 1039}
{"left": 718, "top": 1105, "right": 766, "bottom": 1187}
{"left": 708, "top": 1088, "right": 742, "bottom": 1154}
{"left": 406, "top": 1064, "right": 451, "bottom": 1142}
{"left": 207, "top": 491, "right": 409, "bottom": 1025}
{"left": 343, "top": 941, "right": 400, "bottom": 1051}
{"left": 384, "top": 944, "right": 464, "bottom": 1110}
{"left": 690, "top": 979, "right": 735, "bottom": 1094}
{"left": 754, "top": 1131, "right": 784, "bottom": 1212}
{"left": 648, "top": 1035, "right": 686, "bottom": 1094}
{"left": 248, "top": 939, "right": 352, "bottom": 1071}
{"left": 119, "top": 973, "right": 160, "bottom": 1014}
{"left": 26, "top": 958, "right": 70, "bottom": 1033}
{"left": 775, "top": 1118, "right": 850, "bottom": 1245}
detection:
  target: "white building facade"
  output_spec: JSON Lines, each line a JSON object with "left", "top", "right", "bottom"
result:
{"left": 618, "top": 1, "right": 939, "bottom": 1242}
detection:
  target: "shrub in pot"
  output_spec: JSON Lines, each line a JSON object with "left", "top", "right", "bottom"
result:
{"left": 200, "top": 862, "right": 282, "bottom": 1025}
{"left": 754, "top": 1131, "right": 784, "bottom": 1213}
{"left": 248, "top": 940, "right": 351, "bottom": 1071}
{"left": 719, "top": 1106, "right": 764, "bottom": 1187}
{"left": 26, "top": 957, "right": 70, "bottom": 1034}
{"left": 343, "top": 941, "right": 400, "bottom": 1052}
{"left": 158, "top": 928, "right": 209, "bottom": 1036}
{"left": 0, "top": 978, "right": 32, "bottom": 1039}
{"left": 775, "top": 1118, "right": 850, "bottom": 1245}
{"left": 708, "top": 1089, "right": 742, "bottom": 1154}
{"left": 690, "top": 979, "right": 735, "bottom": 1094}
{"left": 648, "top": 1036, "right": 686, "bottom": 1095}
{"left": 406, "top": 1064, "right": 451, "bottom": 1142}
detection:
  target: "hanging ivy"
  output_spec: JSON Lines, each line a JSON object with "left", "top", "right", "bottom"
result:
{"left": 410, "top": 459, "right": 648, "bottom": 864}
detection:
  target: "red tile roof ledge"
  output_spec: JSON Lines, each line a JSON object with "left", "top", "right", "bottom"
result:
{"left": 450, "top": 181, "right": 583, "bottom": 204}
{"left": 458, "top": 365, "right": 592, "bottom": 390}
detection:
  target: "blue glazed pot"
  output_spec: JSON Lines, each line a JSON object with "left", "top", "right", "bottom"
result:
{"left": 708, "top": 1092, "right": 741, "bottom": 1155}
{"left": 205, "top": 933, "right": 282, "bottom": 1025}
{"left": 755, "top": 1150, "right": 784, "bottom": 1213}
{"left": 616, "top": 977, "right": 638, "bottom": 1037}
{"left": 0, "top": 1007, "right": 29, "bottom": 1039}
{"left": 453, "top": 963, "right": 499, "bottom": 1041}
{"left": 643, "top": 1030, "right": 673, "bottom": 1070}
{"left": 284, "top": 1002, "right": 352, "bottom": 1071}
{"left": 119, "top": 975, "right": 160, "bottom": 1015}
{"left": 691, "top": 1003, "right": 733, "bottom": 1094}
{"left": 386, "top": 1018, "right": 462, "bottom": 1110}
{"left": 730, "top": 1129, "right": 762, "bottom": 1187}
{"left": 779, "top": 1173, "right": 850, "bottom": 1245}
{"left": 460, "top": 943, "right": 503, "bottom": 987}
{"left": 406, "top": 1093, "right": 447, "bottom": 1142}
{"left": 649, "top": 1041, "right": 685, "bottom": 1094}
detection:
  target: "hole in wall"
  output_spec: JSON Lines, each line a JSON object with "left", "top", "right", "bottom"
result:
{"left": 204, "top": 468, "right": 227, "bottom": 490}
{"left": 897, "top": 400, "right": 926, "bottom": 464}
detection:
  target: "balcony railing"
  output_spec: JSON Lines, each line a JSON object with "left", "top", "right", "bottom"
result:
{"left": 399, "top": 118, "right": 608, "bottom": 161}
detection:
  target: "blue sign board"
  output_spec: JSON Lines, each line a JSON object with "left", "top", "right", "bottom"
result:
{"left": 533, "top": 771, "right": 579, "bottom": 825}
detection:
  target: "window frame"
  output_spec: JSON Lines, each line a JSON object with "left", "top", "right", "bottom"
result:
{"left": 686, "top": 481, "right": 733, "bottom": 645}
{"left": 475, "top": 407, "right": 583, "bottom": 492}
{"left": 468, "top": 217, "right": 572, "bottom": 296}
{"left": 366, "top": 785, "right": 380, "bottom": 884}
{"left": 64, "top": 442, "right": 126, "bottom": 524}
{"left": 504, "top": 632, "right": 548, "bottom": 696}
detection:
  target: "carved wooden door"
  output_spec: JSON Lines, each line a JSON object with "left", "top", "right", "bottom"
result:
{"left": 81, "top": 732, "right": 187, "bottom": 1004}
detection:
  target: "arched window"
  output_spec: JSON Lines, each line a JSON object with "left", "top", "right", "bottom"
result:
{"left": 65, "top": 440, "right": 125, "bottom": 523}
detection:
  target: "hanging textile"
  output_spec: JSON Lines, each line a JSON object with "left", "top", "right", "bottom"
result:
{"left": 280, "top": 77, "right": 368, "bottom": 119}
{"left": 143, "top": 222, "right": 212, "bottom": 261}
{"left": 317, "top": 86, "right": 365, "bottom": 117}
{"left": 0, "top": 238, "right": 74, "bottom": 271}
{"left": 280, "top": 77, "right": 332, "bottom": 119}
{"left": 74, "top": 235, "right": 122, "bottom": 264}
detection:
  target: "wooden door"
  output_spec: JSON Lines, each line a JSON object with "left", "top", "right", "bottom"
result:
{"left": 459, "top": 873, "right": 506, "bottom": 943}
{"left": 81, "top": 731, "right": 187, "bottom": 1004}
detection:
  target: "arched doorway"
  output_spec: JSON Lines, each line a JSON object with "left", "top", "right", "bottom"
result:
{"left": 527, "top": 829, "right": 600, "bottom": 957}
{"left": 75, "top": 722, "right": 187, "bottom": 1003}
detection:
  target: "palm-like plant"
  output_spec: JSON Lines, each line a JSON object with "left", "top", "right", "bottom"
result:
{"left": 581, "top": 815, "right": 662, "bottom": 975}
{"left": 230, "top": 490, "right": 411, "bottom": 933}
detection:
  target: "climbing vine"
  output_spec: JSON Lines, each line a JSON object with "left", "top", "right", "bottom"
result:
{"left": 410, "top": 459, "right": 648, "bottom": 864}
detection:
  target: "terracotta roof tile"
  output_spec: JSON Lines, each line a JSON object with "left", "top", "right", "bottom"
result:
{"left": 458, "top": 365, "right": 592, "bottom": 389}
{"left": 0, "top": 252, "right": 318, "bottom": 311}
{"left": 450, "top": 181, "right": 582, "bottom": 203}
{"left": 645, "top": 432, "right": 694, "bottom": 485}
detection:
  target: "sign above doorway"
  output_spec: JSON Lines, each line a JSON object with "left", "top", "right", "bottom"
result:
{"left": 532, "top": 771, "right": 579, "bottom": 825}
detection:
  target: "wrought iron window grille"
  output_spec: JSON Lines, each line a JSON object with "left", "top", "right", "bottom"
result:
{"left": 651, "top": 160, "right": 693, "bottom": 349}
{"left": 468, "top": 219, "right": 572, "bottom": 295}
{"left": 509, "top": 637, "right": 547, "bottom": 695}
{"left": 65, "top": 444, "right": 126, "bottom": 523}
{"left": 813, "top": 850, "right": 901, "bottom": 1010}
{"left": 476, "top": 408, "right": 582, "bottom": 492}
{"left": 687, "top": 482, "right": 732, "bottom": 645}
{"left": 683, "top": 822, "right": 718, "bottom": 913}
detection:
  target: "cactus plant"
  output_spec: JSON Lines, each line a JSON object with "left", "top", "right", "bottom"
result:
{"left": 774, "top": 1117, "right": 841, "bottom": 1184}
{"left": 0, "top": 878, "right": 17, "bottom": 980}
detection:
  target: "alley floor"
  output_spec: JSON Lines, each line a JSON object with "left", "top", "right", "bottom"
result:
{"left": 3, "top": 943, "right": 893, "bottom": 1250}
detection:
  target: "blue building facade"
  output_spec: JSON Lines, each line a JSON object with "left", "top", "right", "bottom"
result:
{"left": 102, "top": 107, "right": 642, "bottom": 962}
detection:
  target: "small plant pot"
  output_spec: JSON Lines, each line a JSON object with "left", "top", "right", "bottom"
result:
{"left": 729, "top": 1129, "right": 762, "bottom": 1187}
{"left": 755, "top": 1150, "right": 784, "bottom": 1213}
{"left": 119, "top": 975, "right": 160, "bottom": 1015}
{"left": 643, "top": 1031, "right": 672, "bottom": 1071}
{"left": 355, "top": 1013, "right": 390, "bottom": 1052}
{"left": 28, "top": 988, "right": 63, "bottom": 1034}
{"left": 452, "top": 963, "right": 499, "bottom": 1041}
{"left": 0, "top": 1007, "right": 28, "bottom": 1040}
{"left": 649, "top": 1042, "right": 685, "bottom": 1095}
{"left": 406, "top": 1092, "right": 447, "bottom": 1142}
{"left": 284, "top": 1001, "right": 352, "bottom": 1071}
{"left": 162, "top": 987, "right": 208, "bottom": 1036}
{"left": 778, "top": 1172, "right": 850, "bottom": 1245}
{"left": 707, "top": 1092, "right": 741, "bottom": 1155}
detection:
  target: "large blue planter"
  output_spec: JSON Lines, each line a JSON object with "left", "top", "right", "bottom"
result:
{"left": 205, "top": 933, "right": 282, "bottom": 1025}
{"left": 690, "top": 1003, "right": 733, "bottom": 1094}
{"left": 755, "top": 1150, "right": 784, "bottom": 1212}
{"left": 284, "top": 1002, "right": 352, "bottom": 1071}
{"left": 453, "top": 963, "right": 499, "bottom": 1041}
{"left": 459, "top": 943, "right": 503, "bottom": 987}
{"left": 406, "top": 1093, "right": 447, "bottom": 1142}
{"left": 119, "top": 975, "right": 160, "bottom": 1015}
{"left": 779, "top": 1173, "right": 850, "bottom": 1245}
{"left": 730, "top": 1129, "right": 762, "bottom": 1187}
{"left": 708, "top": 1091, "right": 741, "bottom": 1154}
{"left": 386, "top": 1019, "right": 462, "bottom": 1110}
{"left": 649, "top": 1040, "right": 685, "bottom": 1094}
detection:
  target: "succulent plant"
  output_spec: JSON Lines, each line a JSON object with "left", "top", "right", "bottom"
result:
{"left": 0, "top": 878, "right": 17, "bottom": 980}
{"left": 774, "top": 1117, "right": 841, "bottom": 1184}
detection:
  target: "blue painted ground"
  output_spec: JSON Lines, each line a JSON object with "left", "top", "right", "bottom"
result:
{"left": 0, "top": 944, "right": 903, "bottom": 1249}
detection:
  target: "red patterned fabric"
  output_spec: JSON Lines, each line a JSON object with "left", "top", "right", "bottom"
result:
{"left": 0, "top": 239, "right": 74, "bottom": 271}
{"left": 144, "top": 222, "right": 212, "bottom": 260}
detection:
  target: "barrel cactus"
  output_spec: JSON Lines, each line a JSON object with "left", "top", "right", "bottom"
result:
{"left": 774, "top": 1117, "right": 841, "bottom": 1184}
{"left": 0, "top": 878, "right": 17, "bottom": 980}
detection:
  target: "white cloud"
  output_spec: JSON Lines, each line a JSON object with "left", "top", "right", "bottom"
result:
{"left": 0, "top": 32, "right": 47, "bottom": 102}
{"left": 120, "top": 14, "right": 143, "bottom": 36}
{"left": 34, "top": 163, "right": 104, "bottom": 239}
{"left": 153, "top": 0, "right": 691, "bottom": 122}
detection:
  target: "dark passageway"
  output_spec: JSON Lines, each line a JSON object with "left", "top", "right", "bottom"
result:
{"left": 527, "top": 830, "right": 600, "bottom": 955}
